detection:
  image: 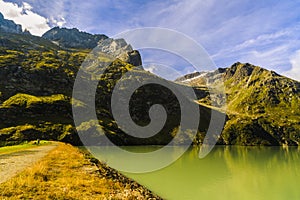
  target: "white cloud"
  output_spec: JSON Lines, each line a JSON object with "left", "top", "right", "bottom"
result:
{"left": 0, "top": 0, "right": 50, "bottom": 36}
{"left": 22, "top": 2, "right": 32, "bottom": 10}
{"left": 144, "top": 65, "right": 157, "bottom": 74}
{"left": 56, "top": 18, "right": 66, "bottom": 27}
{"left": 283, "top": 50, "right": 300, "bottom": 81}
{"left": 48, "top": 16, "right": 66, "bottom": 27}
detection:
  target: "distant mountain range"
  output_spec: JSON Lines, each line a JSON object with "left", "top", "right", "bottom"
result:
{"left": 0, "top": 13, "right": 299, "bottom": 146}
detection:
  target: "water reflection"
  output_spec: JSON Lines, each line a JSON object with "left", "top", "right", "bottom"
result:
{"left": 91, "top": 146, "right": 300, "bottom": 200}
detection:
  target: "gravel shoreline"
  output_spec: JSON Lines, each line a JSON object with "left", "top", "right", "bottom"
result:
{"left": 83, "top": 153, "right": 163, "bottom": 199}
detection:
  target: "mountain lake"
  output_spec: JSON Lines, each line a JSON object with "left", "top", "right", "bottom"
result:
{"left": 88, "top": 145, "right": 300, "bottom": 200}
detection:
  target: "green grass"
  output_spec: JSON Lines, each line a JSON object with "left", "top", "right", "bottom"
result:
{"left": 1, "top": 93, "right": 68, "bottom": 108}
{"left": 0, "top": 141, "right": 51, "bottom": 155}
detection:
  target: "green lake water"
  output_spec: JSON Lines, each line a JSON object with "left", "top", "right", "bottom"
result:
{"left": 92, "top": 146, "right": 300, "bottom": 200}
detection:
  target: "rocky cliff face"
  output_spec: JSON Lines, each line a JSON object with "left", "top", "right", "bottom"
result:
{"left": 98, "top": 38, "right": 142, "bottom": 66}
{"left": 0, "top": 12, "right": 30, "bottom": 34}
{"left": 119, "top": 50, "right": 142, "bottom": 67}
{"left": 42, "top": 27, "right": 108, "bottom": 49}
{"left": 42, "top": 27, "right": 142, "bottom": 66}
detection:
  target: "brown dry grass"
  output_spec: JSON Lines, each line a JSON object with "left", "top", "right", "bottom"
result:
{"left": 0, "top": 143, "right": 142, "bottom": 200}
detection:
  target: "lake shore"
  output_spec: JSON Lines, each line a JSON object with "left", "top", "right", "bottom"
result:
{"left": 0, "top": 142, "right": 162, "bottom": 199}
{"left": 80, "top": 147, "right": 163, "bottom": 199}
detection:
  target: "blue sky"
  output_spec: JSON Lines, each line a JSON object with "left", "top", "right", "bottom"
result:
{"left": 1, "top": 0, "right": 300, "bottom": 80}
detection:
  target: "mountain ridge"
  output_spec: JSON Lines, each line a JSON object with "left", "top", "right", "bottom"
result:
{"left": 177, "top": 62, "right": 300, "bottom": 145}
{"left": 41, "top": 26, "right": 142, "bottom": 66}
{"left": 0, "top": 12, "right": 30, "bottom": 35}
{"left": 42, "top": 27, "right": 108, "bottom": 49}
{"left": 0, "top": 17, "right": 299, "bottom": 147}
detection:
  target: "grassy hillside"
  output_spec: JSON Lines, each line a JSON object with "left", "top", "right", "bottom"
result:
{"left": 0, "top": 31, "right": 61, "bottom": 52}
{"left": 2, "top": 28, "right": 298, "bottom": 147}
{"left": 223, "top": 63, "right": 300, "bottom": 145}
{"left": 0, "top": 31, "right": 214, "bottom": 146}
{"left": 179, "top": 62, "right": 300, "bottom": 145}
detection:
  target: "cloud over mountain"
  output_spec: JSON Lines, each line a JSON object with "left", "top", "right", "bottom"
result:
{"left": 0, "top": 0, "right": 66, "bottom": 36}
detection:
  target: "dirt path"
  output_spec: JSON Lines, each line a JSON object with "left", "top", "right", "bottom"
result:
{"left": 0, "top": 144, "right": 58, "bottom": 184}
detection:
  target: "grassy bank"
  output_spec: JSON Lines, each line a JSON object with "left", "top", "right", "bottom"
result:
{"left": 0, "top": 143, "right": 160, "bottom": 199}
{"left": 0, "top": 140, "right": 51, "bottom": 155}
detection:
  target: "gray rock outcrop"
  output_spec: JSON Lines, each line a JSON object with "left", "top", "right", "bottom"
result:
{"left": 0, "top": 12, "right": 23, "bottom": 34}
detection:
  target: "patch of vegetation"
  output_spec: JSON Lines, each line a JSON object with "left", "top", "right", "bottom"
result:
{"left": 0, "top": 143, "right": 156, "bottom": 199}
{"left": 1, "top": 93, "right": 68, "bottom": 108}
{"left": 0, "top": 31, "right": 61, "bottom": 52}
{"left": 0, "top": 141, "right": 50, "bottom": 154}
{"left": 0, "top": 123, "right": 81, "bottom": 147}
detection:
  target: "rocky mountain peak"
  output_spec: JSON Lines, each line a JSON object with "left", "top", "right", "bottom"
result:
{"left": 224, "top": 62, "right": 256, "bottom": 81}
{"left": 98, "top": 38, "right": 132, "bottom": 55}
{"left": 98, "top": 38, "right": 142, "bottom": 66}
{"left": 42, "top": 27, "right": 108, "bottom": 49}
{"left": 117, "top": 50, "right": 142, "bottom": 67}
{"left": 42, "top": 27, "right": 142, "bottom": 66}
{"left": 0, "top": 12, "right": 27, "bottom": 34}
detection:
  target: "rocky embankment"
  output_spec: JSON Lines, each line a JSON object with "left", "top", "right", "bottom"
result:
{"left": 84, "top": 152, "right": 162, "bottom": 199}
